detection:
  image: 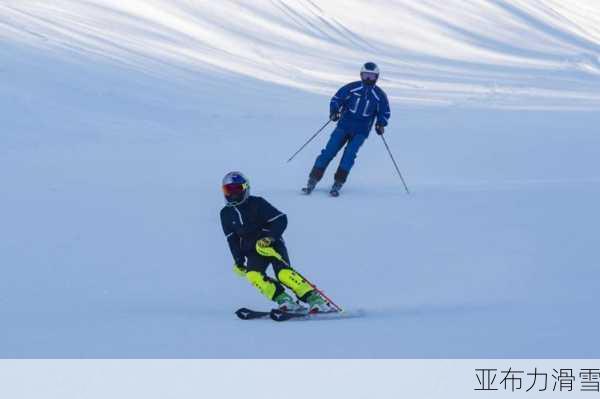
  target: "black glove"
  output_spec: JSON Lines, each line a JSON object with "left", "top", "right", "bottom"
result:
{"left": 330, "top": 111, "right": 341, "bottom": 122}
{"left": 375, "top": 124, "right": 385, "bottom": 135}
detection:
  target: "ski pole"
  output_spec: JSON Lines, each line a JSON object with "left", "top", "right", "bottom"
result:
{"left": 260, "top": 246, "right": 344, "bottom": 312}
{"left": 286, "top": 119, "right": 331, "bottom": 163}
{"left": 277, "top": 254, "right": 344, "bottom": 312}
{"left": 380, "top": 135, "right": 410, "bottom": 195}
{"left": 296, "top": 270, "right": 344, "bottom": 313}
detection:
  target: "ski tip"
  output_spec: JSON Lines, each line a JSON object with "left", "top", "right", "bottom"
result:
{"left": 235, "top": 307, "right": 270, "bottom": 320}
{"left": 235, "top": 308, "right": 252, "bottom": 320}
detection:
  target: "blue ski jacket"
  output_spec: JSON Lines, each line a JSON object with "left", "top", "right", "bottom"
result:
{"left": 330, "top": 81, "right": 391, "bottom": 136}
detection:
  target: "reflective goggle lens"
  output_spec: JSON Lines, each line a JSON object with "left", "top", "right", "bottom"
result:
{"left": 361, "top": 72, "right": 378, "bottom": 81}
{"left": 222, "top": 183, "right": 246, "bottom": 195}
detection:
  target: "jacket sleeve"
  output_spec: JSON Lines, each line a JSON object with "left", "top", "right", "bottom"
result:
{"left": 330, "top": 83, "right": 354, "bottom": 115}
{"left": 376, "top": 88, "right": 391, "bottom": 127}
{"left": 220, "top": 209, "right": 245, "bottom": 265}
{"left": 256, "top": 197, "right": 287, "bottom": 239}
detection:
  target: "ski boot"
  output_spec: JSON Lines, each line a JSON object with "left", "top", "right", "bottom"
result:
{"left": 305, "top": 290, "right": 331, "bottom": 313}
{"left": 274, "top": 292, "right": 305, "bottom": 312}
{"left": 302, "top": 177, "right": 318, "bottom": 195}
{"left": 329, "top": 181, "right": 343, "bottom": 197}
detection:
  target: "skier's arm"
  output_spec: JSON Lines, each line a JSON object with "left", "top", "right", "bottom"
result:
{"left": 264, "top": 213, "right": 287, "bottom": 238}
{"left": 226, "top": 235, "right": 245, "bottom": 266}
{"left": 220, "top": 209, "right": 245, "bottom": 266}
{"left": 376, "top": 88, "right": 391, "bottom": 127}
{"left": 256, "top": 197, "right": 287, "bottom": 239}
{"left": 330, "top": 83, "right": 353, "bottom": 115}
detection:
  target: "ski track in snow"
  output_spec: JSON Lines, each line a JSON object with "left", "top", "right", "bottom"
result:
{"left": 1, "top": 0, "right": 600, "bottom": 108}
{"left": 0, "top": 1, "right": 599, "bottom": 358}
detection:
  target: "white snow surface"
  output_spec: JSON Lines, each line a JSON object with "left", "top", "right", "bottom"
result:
{"left": 1, "top": 1, "right": 599, "bottom": 358}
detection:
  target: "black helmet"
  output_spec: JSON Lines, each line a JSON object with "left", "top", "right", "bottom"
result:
{"left": 222, "top": 171, "right": 250, "bottom": 206}
{"left": 360, "top": 62, "right": 380, "bottom": 85}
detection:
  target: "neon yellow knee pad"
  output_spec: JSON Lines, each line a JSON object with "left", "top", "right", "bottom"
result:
{"left": 277, "top": 269, "right": 313, "bottom": 298}
{"left": 246, "top": 271, "right": 277, "bottom": 300}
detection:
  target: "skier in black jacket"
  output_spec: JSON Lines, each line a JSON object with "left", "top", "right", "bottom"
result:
{"left": 219, "top": 171, "right": 331, "bottom": 312}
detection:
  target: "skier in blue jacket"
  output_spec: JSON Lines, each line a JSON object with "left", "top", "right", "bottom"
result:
{"left": 303, "top": 62, "right": 391, "bottom": 196}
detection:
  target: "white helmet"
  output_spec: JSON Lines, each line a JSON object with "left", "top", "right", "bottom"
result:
{"left": 360, "top": 62, "right": 379, "bottom": 85}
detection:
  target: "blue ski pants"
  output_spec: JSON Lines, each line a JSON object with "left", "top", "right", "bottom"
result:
{"left": 313, "top": 126, "right": 368, "bottom": 175}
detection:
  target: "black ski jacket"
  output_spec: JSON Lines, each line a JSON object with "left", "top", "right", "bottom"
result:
{"left": 220, "top": 195, "right": 287, "bottom": 265}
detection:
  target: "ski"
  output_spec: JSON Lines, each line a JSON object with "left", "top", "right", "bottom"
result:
{"left": 270, "top": 308, "right": 309, "bottom": 321}
{"left": 237, "top": 307, "right": 364, "bottom": 321}
{"left": 302, "top": 185, "right": 316, "bottom": 195}
{"left": 329, "top": 183, "right": 342, "bottom": 197}
{"left": 270, "top": 308, "right": 357, "bottom": 322}
{"left": 235, "top": 307, "right": 270, "bottom": 320}
{"left": 301, "top": 187, "right": 340, "bottom": 196}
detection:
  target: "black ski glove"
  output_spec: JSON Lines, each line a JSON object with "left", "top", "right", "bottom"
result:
{"left": 330, "top": 111, "right": 341, "bottom": 122}
{"left": 375, "top": 124, "right": 385, "bottom": 135}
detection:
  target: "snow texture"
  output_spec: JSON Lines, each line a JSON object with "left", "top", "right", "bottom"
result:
{"left": 0, "top": 1, "right": 599, "bottom": 358}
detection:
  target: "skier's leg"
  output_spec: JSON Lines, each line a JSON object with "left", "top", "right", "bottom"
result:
{"left": 313, "top": 127, "right": 349, "bottom": 171}
{"left": 269, "top": 241, "right": 313, "bottom": 300}
{"left": 332, "top": 133, "right": 368, "bottom": 192}
{"left": 306, "top": 127, "right": 349, "bottom": 190}
{"left": 245, "top": 254, "right": 286, "bottom": 301}
{"left": 337, "top": 133, "right": 368, "bottom": 179}
{"left": 272, "top": 261, "right": 330, "bottom": 312}
{"left": 268, "top": 243, "right": 331, "bottom": 312}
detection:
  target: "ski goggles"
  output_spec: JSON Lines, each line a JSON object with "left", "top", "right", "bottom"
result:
{"left": 360, "top": 71, "right": 378, "bottom": 82}
{"left": 222, "top": 182, "right": 248, "bottom": 196}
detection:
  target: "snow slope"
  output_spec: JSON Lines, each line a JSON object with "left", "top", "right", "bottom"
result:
{"left": 1, "top": 1, "right": 599, "bottom": 358}
{"left": 3, "top": 0, "right": 600, "bottom": 108}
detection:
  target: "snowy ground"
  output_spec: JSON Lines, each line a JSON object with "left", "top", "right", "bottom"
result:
{"left": 1, "top": 1, "right": 599, "bottom": 358}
